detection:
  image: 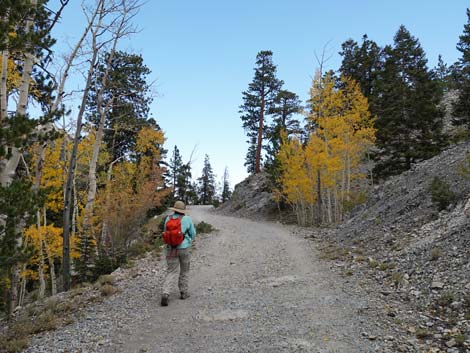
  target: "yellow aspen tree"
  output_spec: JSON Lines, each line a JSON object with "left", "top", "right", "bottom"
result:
{"left": 279, "top": 73, "right": 376, "bottom": 225}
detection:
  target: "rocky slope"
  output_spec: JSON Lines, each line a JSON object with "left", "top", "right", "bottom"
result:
{"left": 218, "top": 142, "right": 470, "bottom": 352}
{"left": 318, "top": 141, "right": 470, "bottom": 352}
{"left": 216, "top": 172, "right": 280, "bottom": 221}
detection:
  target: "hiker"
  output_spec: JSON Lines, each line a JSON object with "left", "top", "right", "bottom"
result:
{"left": 161, "top": 200, "right": 196, "bottom": 306}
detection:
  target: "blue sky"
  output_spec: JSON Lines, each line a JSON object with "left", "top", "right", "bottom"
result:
{"left": 51, "top": 0, "right": 468, "bottom": 188}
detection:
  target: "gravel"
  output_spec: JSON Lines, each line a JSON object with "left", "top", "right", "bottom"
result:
{"left": 23, "top": 206, "right": 394, "bottom": 353}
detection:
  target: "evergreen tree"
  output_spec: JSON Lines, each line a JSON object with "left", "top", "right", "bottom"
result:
{"left": 374, "top": 26, "right": 445, "bottom": 177}
{"left": 221, "top": 167, "right": 232, "bottom": 203}
{"left": 265, "top": 89, "right": 302, "bottom": 178}
{"left": 74, "top": 231, "right": 96, "bottom": 283}
{"left": 240, "top": 50, "right": 283, "bottom": 174}
{"left": 339, "top": 35, "right": 382, "bottom": 113}
{"left": 86, "top": 51, "right": 154, "bottom": 161}
{"left": 452, "top": 9, "right": 470, "bottom": 128}
{"left": 167, "top": 145, "right": 183, "bottom": 200}
{"left": 244, "top": 139, "right": 257, "bottom": 174}
{"left": 0, "top": 181, "right": 41, "bottom": 312}
{"left": 0, "top": 0, "right": 58, "bottom": 314}
{"left": 434, "top": 54, "right": 452, "bottom": 93}
{"left": 176, "top": 163, "right": 192, "bottom": 204}
{"left": 197, "top": 154, "right": 216, "bottom": 205}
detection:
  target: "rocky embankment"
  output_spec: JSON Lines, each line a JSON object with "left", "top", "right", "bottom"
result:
{"left": 317, "top": 142, "right": 470, "bottom": 352}
{"left": 216, "top": 172, "right": 280, "bottom": 221}
{"left": 217, "top": 142, "right": 470, "bottom": 352}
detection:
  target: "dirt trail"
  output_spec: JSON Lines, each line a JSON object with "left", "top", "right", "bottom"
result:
{"left": 106, "top": 206, "right": 383, "bottom": 353}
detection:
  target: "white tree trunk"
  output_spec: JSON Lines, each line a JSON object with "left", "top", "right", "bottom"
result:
{"left": 38, "top": 240, "right": 46, "bottom": 299}
{"left": 0, "top": 49, "right": 8, "bottom": 122}
{"left": 82, "top": 0, "right": 137, "bottom": 240}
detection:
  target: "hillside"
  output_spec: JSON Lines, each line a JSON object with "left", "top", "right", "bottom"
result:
{"left": 317, "top": 142, "right": 470, "bottom": 352}
{"left": 216, "top": 172, "right": 280, "bottom": 221}
{"left": 218, "top": 142, "right": 470, "bottom": 351}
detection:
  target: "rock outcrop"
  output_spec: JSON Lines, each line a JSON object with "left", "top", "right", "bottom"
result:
{"left": 216, "top": 172, "right": 279, "bottom": 220}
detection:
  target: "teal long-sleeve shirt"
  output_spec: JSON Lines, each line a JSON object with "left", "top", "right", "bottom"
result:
{"left": 164, "top": 213, "right": 197, "bottom": 249}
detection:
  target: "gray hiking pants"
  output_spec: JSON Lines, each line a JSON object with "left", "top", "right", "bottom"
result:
{"left": 162, "top": 247, "right": 191, "bottom": 296}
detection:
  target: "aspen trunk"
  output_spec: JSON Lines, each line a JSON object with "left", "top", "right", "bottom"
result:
{"left": 101, "top": 157, "right": 123, "bottom": 252}
{"left": 18, "top": 236, "right": 29, "bottom": 307}
{"left": 36, "top": 212, "right": 45, "bottom": 301}
{"left": 48, "top": 253, "right": 57, "bottom": 296}
{"left": 38, "top": 240, "right": 46, "bottom": 299}
{"left": 62, "top": 0, "right": 106, "bottom": 291}
{"left": 0, "top": 48, "right": 8, "bottom": 122}
{"left": 316, "top": 170, "right": 322, "bottom": 224}
{"left": 82, "top": 1, "right": 129, "bottom": 246}
{"left": 43, "top": 209, "right": 57, "bottom": 296}
{"left": 341, "top": 157, "right": 346, "bottom": 206}
{"left": 326, "top": 188, "right": 332, "bottom": 224}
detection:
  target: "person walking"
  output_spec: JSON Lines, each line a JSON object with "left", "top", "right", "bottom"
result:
{"left": 161, "top": 201, "right": 196, "bottom": 306}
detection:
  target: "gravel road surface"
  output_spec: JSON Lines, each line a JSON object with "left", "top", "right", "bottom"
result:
{"left": 25, "top": 206, "right": 387, "bottom": 353}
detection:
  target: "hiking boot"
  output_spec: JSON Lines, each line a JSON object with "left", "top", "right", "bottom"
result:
{"left": 180, "top": 292, "right": 190, "bottom": 300}
{"left": 161, "top": 294, "right": 169, "bottom": 306}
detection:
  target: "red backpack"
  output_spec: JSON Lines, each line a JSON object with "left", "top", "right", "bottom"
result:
{"left": 162, "top": 216, "right": 185, "bottom": 247}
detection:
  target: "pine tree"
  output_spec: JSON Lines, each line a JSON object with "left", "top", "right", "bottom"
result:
{"left": 221, "top": 167, "right": 232, "bottom": 203}
{"left": 265, "top": 89, "right": 302, "bottom": 179}
{"left": 167, "top": 145, "right": 183, "bottom": 200}
{"left": 74, "top": 231, "right": 96, "bottom": 283}
{"left": 244, "top": 140, "right": 257, "bottom": 174}
{"left": 176, "top": 163, "right": 192, "bottom": 204}
{"left": 240, "top": 50, "right": 283, "bottom": 173}
{"left": 339, "top": 35, "right": 383, "bottom": 114}
{"left": 0, "top": 0, "right": 58, "bottom": 314}
{"left": 197, "top": 154, "right": 216, "bottom": 205}
{"left": 434, "top": 54, "right": 452, "bottom": 93}
{"left": 452, "top": 9, "right": 470, "bottom": 128}
{"left": 86, "top": 51, "right": 154, "bottom": 161}
{"left": 374, "top": 25, "right": 445, "bottom": 177}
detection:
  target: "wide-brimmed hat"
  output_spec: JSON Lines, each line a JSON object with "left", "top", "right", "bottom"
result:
{"left": 169, "top": 200, "right": 187, "bottom": 214}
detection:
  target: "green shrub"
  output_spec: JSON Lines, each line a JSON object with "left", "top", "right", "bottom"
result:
{"left": 430, "top": 247, "right": 442, "bottom": 261}
{"left": 127, "top": 240, "right": 152, "bottom": 259}
{"left": 196, "top": 221, "right": 215, "bottom": 234}
{"left": 429, "top": 176, "right": 456, "bottom": 211}
{"left": 436, "top": 292, "right": 455, "bottom": 307}
{"left": 464, "top": 293, "right": 470, "bottom": 308}
{"left": 455, "top": 334, "right": 466, "bottom": 347}
{"left": 458, "top": 151, "right": 470, "bottom": 179}
{"left": 415, "top": 328, "right": 432, "bottom": 339}
{"left": 391, "top": 272, "right": 404, "bottom": 285}
{"left": 93, "top": 255, "right": 117, "bottom": 279}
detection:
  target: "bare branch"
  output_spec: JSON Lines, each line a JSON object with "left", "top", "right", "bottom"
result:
{"left": 46, "top": 0, "right": 70, "bottom": 32}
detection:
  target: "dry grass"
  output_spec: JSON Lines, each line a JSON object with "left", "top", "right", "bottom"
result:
{"left": 0, "top": 309, "right": 59, "bottom": 352}
{"left": 0, "top": 276, "right": 118, "bottom": 352}
{"left": 97, "top": 275, "right": 115, "bottom": 286}
{"left": 100, "top": 284, "right": 118, "bottom": 297}
{"left": 430, "top": 247, "right": 442, "bottom": 261}
{"left": 319, "top": 244, "right": 350, "bottom": 261}
{"left": 415, "top": 328, "right": 432, "bottom": 339}
{"left": 0, "top": 336, "right": 29, "bottom": 353}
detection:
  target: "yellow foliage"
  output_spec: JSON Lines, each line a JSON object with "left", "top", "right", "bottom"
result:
{"left": 136, "top": 126, "right": 165, "bottom": 156}
{"left": 278, "top": 73, "right": 376, "bottom": 225}
{"left": 22, "top": 224, "right": 63, "bottom": 280}
{"left": 0, "top": 57, "right": 22, "bottom": 92}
